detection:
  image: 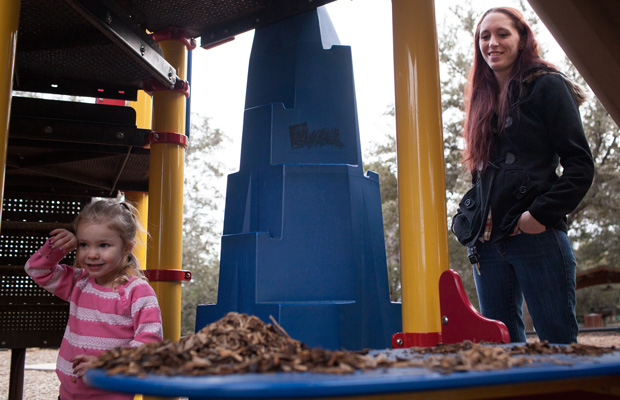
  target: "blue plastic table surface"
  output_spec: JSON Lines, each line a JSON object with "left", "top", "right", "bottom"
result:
{"left": 84, "top": 348, "right": 620, "bottom": 399}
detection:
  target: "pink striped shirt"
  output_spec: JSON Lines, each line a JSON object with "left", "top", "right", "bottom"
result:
{"left": 25, "top": 240, "right": 163, "bottom": 400}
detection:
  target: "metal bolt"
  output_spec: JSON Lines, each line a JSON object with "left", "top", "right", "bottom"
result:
{"left": 116, "top": 132, "right": 125, "bottom": 139}
{"left": 396, "top": 338, "right": 403, "bottom": 346}
{"left": 154, "top": 133, "right": 160, "bottom": 140}
{"left": 44, "top": 126, "right": 53, "bottom": 134}
{"left": 168, "top": 69, "right": 174, "bottom": 80}
{"left": 442, "top": 316, "right": 449, "bottom": 325}
{"left": 140, "top": 45, "right": 146, "bottom": 56}
{"left": 106, "top": 13, "right": 112, "bottom": 25}
{"left": 185, "top": 272, "right": 191, "bottom": 280}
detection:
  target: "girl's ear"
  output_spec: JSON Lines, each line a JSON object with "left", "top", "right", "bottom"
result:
{"left": 124, "top": 240, "right": 136, "bottom": 255}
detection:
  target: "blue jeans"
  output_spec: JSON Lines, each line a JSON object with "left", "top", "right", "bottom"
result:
{"left": 473, "top": 229, "right": 578, "bottom": 343}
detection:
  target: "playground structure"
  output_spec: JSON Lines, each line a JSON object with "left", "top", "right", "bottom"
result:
{"left": 1, "top": 0, "right": 620, "bottom": 399}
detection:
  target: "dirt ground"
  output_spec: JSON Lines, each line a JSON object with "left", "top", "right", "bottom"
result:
{"left": 1, "top": 332, "right": 618, "bottom": 400}
{"left": 0, "top": 348, "right": 60, "bottom": 400}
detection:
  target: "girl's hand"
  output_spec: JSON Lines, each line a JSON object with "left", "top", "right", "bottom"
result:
{"left": 71, "top": 354, "right": 98, "bottom": 378}
{"left": 513, "top": 211, "right": 546, "bottom": 235}
{"left": 49, "top": 229, "right": 77, "bottom": 253}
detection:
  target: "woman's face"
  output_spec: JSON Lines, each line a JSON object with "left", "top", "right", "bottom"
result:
{"left": 478, "top": 12, "right": 523, "bottom": 79}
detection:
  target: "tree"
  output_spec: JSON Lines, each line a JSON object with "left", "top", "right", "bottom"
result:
{"left": 366, "top": 4, "right": 480, "bottom": 302}
{"left": 180, "top": 114, "right": 229, "bottom": 335}
{"left": 561, "top": 63, "right": 620, "bottom": 318}
{"left": 365, "top": 129, "right": 400, "bottom": 300}
{"left": 563, "top": 62, "right": 620, "bottom": 271}
{"left": 437, "top": 4, "right": 480, "bottom": 304}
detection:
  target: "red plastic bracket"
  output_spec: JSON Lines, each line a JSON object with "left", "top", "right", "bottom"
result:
{"left": 439, "top": 269, "right": 510, "bottom": 344}
{"left": 147, "top": 131, "right": 188, "bottom": 149}
{"left": 392, "top": 331, "right": 441, "bottom": 348}
{"left": 142, "top": 78, "right": 190, "bottom": 98}
{"left": 144, "top": 269, "right": 191, "bottom": 282}
{"left": 152, "top": 26, "right": 197, "bottom": 50}
{"left": 391, "top": 269, "right": 510, "bottom": 349}
{"left": 96, "top": 98, "right": 127, "bottom": 106}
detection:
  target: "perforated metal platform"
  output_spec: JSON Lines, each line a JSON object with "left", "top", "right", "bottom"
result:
{"left": 0, "top": 195, "right": 82, "bottom": 349}
{"left": 0, "top": 266, "right": 70, "bottom": 349}
{"left": 0, "top": 195, "right": 83, "bottom": 264}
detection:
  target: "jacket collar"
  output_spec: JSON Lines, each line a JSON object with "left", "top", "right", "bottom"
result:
{"left": 522, "top": 66, "right": 588, "bottom": 106}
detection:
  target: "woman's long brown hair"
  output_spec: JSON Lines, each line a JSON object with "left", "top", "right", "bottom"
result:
{"left": 463, "top": 7, "right": 554, "bottom": 173}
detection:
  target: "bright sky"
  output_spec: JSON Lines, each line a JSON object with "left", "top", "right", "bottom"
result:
{"left": 189, "top": 0, "right": 562, "bottom": 171}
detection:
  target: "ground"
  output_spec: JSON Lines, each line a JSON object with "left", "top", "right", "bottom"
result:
{"left": 1, "top": 333, "right": 618, "bottom": 400}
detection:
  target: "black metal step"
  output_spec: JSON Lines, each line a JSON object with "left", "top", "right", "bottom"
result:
{"left": 8, "top": 97, "right": 150, "bottom": 198}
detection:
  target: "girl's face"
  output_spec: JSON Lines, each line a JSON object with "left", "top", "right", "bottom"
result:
{"left": 478, "top": 12, "right": 523, "bottom": 80}
{"left": 76, "top": 222, "right": 132, "bottom": 288}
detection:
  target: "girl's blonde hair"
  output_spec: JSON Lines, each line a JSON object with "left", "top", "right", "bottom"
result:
{"left": 73, "top": 199, "right": 147, "bottom": 287}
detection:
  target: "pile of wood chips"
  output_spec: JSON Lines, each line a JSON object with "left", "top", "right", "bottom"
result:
{"left": 91, "top": 312, "right": 617, "bottom": 377}
{"left": 403, "top": 340, "right": 616, "bottom": 373}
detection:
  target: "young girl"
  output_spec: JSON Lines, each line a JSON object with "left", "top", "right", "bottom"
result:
{"left": 453, "top": 7, "right": 594, "bottom": 343}
{"left": 25, "top": 199, "right": 163, "bottom": 399}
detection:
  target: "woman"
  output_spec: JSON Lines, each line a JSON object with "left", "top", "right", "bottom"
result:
{"left": 453, "top": 7, "right": 594, "bottom": 343}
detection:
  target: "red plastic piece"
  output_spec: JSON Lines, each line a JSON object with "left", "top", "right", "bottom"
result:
{"left": 144, "top": 269, "right": 191, "bottom": 282}
{"left": 142, "top": 78, "right": 190, "bottom": 98}
{"left": 152, "top": 26, "right": 197, "bottom": 50}
{"left": 147, "top": 131, "right": 188, "bottom": 149}
{"left": 439, "top": 269, "right": 510, "bottom": 344}
{"left": 392, "top": 331, "right": 441, "bottom": 348}
{"left": 96, "top": 98, "right": 127, "bottom": 106}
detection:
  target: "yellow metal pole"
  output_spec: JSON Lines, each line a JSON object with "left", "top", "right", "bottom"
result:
{"left": 124, "top": 191, "right": 149, "bottom": 267}
{"left": 127, "top": 92, "right": 152, "bottom": 269}
{"left": 147, "top": 39, "right": 186, "bottom": 343}
{"left": 0, "top": 0, "right": 21, "bottom": 225}
{"left": 392, "top": 0, "right": 448, "bottom": 343}
{"left": 130, "top": 91, "right": 153, "bottom": 130}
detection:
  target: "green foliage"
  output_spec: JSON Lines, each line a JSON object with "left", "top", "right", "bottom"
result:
{"left": 562, "top": 62, "right": 620, "bottom": 271}
{"left": 577, "top": 284, "right": 620, "bottom": 320}
{"left": 180, "top": 114, "right": 229, "bottom": 335}
{"left": 365, "top": 134, "right": 400, "bottom": 300}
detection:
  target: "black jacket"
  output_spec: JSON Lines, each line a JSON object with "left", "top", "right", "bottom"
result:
{"left": 459, "top": 68, "right": 594, "bottom": 244}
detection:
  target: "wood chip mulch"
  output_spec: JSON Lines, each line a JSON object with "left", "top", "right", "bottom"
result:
{"left": 91, "top": 312, "right": 618, "bottom": 377}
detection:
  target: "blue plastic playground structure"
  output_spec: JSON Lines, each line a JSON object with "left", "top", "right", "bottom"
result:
{"left": 195, "top": 7, "right": 401, "bottom": 351}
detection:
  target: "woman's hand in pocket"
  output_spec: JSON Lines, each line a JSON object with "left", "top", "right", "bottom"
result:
{"left": 515, "top": 211, "right": 546, "bottom": 235}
